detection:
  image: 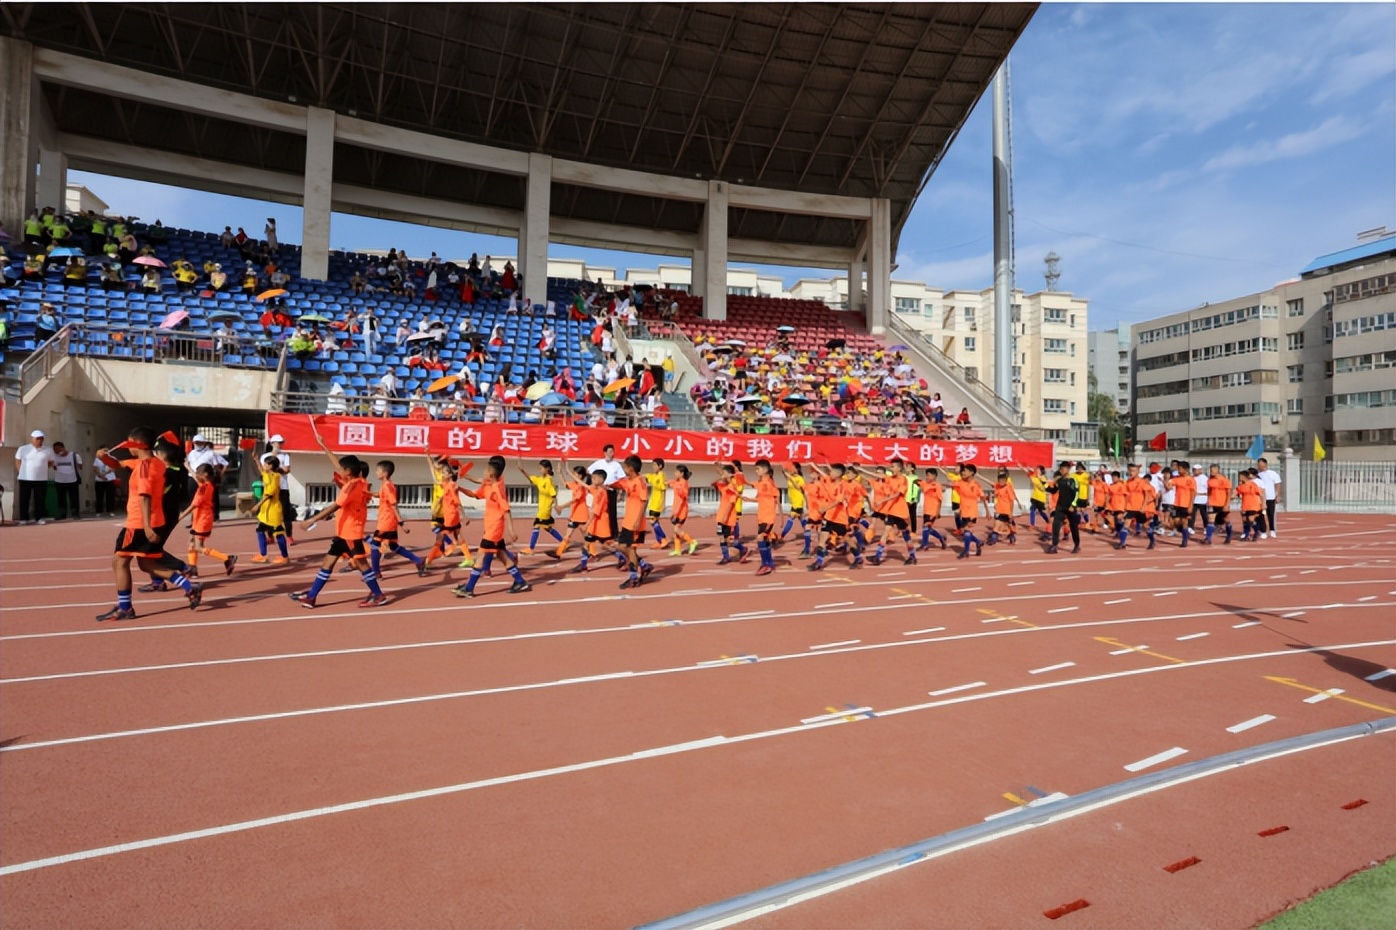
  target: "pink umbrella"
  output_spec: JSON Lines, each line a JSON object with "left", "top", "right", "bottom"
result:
{"left": 133, "top": 256, "right": 167, "bottom": 268}
{"left": 157, "top": 309, "right": 189, "bottom": 330}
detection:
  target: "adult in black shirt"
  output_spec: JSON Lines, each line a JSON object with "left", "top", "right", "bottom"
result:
{"left": 1046, "top": 461, "right": 1080, "bottom": 554}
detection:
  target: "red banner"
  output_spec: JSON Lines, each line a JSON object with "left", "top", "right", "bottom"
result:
{"left": 266, "top": 413, "right": 1055, "bottom": 468}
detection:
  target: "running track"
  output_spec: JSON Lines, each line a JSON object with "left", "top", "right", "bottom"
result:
{"left": 1, "top": 513, "right": 1392, "bottom": 928}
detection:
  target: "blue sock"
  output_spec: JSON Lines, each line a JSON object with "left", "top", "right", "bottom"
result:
{"left": 653, "top": 523, "right": 667, "bottom": 545}
{"left": 117, "top": 589, "right": 133, "bottom": 611}
{"left": 734, "top": 521, "right": 742, "bottom": 538}
{"left": 902, "top": 531, "right": 914, "bottom": 550}
{"left": 393, "top": 542, "right": 424, "bottom": 567}
{"left": 758, "top": 539, "right": 772, "bottom": 567}
{"left": 720, "top": 542, "right": 731, "bottom": 560}
{"left": 464, "top": 568, "right": 483, "bottom": 592}
{"left": 1146, "top": 525, "right": 1156, "bottom": 542}
{"left": 529, "top": 529, "right": 540, "bottom": 549}
{"left": 802, "top": 526, "right": 812, "bottom": 553}
{"left": 479, "top": 553, "right": 495, "bottom": 575}
{"left": 1028, "top": 511, "right": 1037, "bottom": 528}
{"left": 510, "top": 565, "right": 526, "bottom": 584}
{"left": 276, "top": 535, "right": 289, "bottom": 558}
{"left": 1224, "top": 523, "right": 1233, "bottom": 543}
{"left": 963, "top": 531, "right": 980, "bottom": 552}
{"left": 986, "top": 531, "right": 999, "bottom": 544}
{"left": 1118, "top": 526, "right": 1128, "bottom": 545}
{"left": 361, "top": 568, "right": 383, "bottom": 596}
{"left": 928, "top": 527, "right": 945, "bottom": 545}
{"left": 1205, "top": 524, "right": 1214, "bottom": 542}
{"left": 781, "top": 517, "right": 793, "bottom": 537}
{"left": 168, "top": 572, "right": 193, "bottom": 593}
{"left": 579, "top": 548, "right": 590, "bottom": 567}
{"left": 735, "top": 540, "right": 747, "bottom": 558}
{"left": 256, "top": 531, "right": 268, "bottom": 556}
{"left": 548, "top": 528, "right": 563, "bottom": 543}
{"left": 370, "top": 540, "right": 383, "bottom": 575}
{"left": 308, "top": 567, "right": 332, "bottom": 599}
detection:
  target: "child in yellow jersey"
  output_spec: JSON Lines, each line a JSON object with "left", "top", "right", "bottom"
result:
{"left": 1028, "top": 465, "right": 1050, "bottom": 531}
{"left": 780, "top": 463, "right": 810, "bottom": 555}
{"left": 645, "top": 457, "right": 670, "bottom": 550}
{"left": 517, "top": 458, "right": 563, "bottom": 555}
{"left": 252, "top": 454, "right": 290, "bottom": 563}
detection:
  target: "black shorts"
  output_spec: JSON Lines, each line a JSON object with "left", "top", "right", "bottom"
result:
{"left": 994, "top": 512, "right": 1012, "bottom": 523}
{"left": 1125, "top": 510, "right": 1145, "bottom": 522}
{"left": 757, "top": 522, "right": 774, "bottom": 537}
{"left": 885, "top": 516, "right": 909, "bottom": 531}
{"left": 584, "top": 533, "right": 613, "bottom": 544}
{"left": 479, "top": 537, "right": 505, "bottom": 551}
{"left": 1030, "top": 499, "right": 1047, "bottom": 512}
{"left": 647, "top": 509, "right": 663, "bottom": 521}
{"left": 872, "top": 511, "right": 887, "bottom": 523}
{"left": 822, "top": 520, "right": 848, "bottom": 537}
{"left": 114, "top": 526, "right": 168, "bottom": 558}
{"left": 617, "top": 528, "right": 646, "bottom": 547}
{"left": 1243, "top": 509, "right": 1261, "bottom": 519}
{"left": 372, "top": 530, "right": 399, "bottom": 543}
{"left": 532, "top": 517, "right": 555, "bottom": 528}
{"left": 790, "top": 507, "right": 804, "bottom": 516}
{"left": 567, "top": 520, "right": 584, "bottom": 530}
{"left": 1210, "top": 507, "right": 1229, "bottom": 519}
{"left": 438, "top": 522, "right": 462, "bottom": 535}
{"left": 190, "top": 529, "right": 212, "bottom": 541}
{"left": 257, "top": 521, "right": 284, "bottom": 535}
{"left": 717, "top": 523, "right": 736, "bottom": 539}
{"left": 1170, "top": 506, "right": 1189, "bottom": 519}
{"left": 328, "top": 537, "right": 367, "bottom": 558}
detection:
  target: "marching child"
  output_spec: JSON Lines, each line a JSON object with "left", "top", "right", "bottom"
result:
{"left": 177, "top": 463, "right": 237, "bottom": 577}
{"left": 251, "top": 453, "right": 290, "bottom": 564}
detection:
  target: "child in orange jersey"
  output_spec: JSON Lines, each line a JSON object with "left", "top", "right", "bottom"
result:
{"left": 807, "top": 462, "right": 853, "bottom": 571}
{"left": 951, "top": 463, "right": 988, "bottom": 558}
{"left": 752, "top": 459, "right": 780, "bottom": 575}
{"left": 291, "top": 452, "right": 388, "bottom": 609}
{"left": 1204, "top": 463, "right": 1233, "bottom": 545}
{"left": 425, "top": 456, "right": 472, "bottom": 567}
{"left": 555, "top": 461, "right": 590, "bottom": 557}
{"left": 571, "top": 467, "right": 615, "bottom": 573}
{"left": 176, "top": 463, "right": 236, "bottom": 578}
{"left": 454, "top": 455, "right": 531, "bottom": 598}
{"left": 1236, "top": 470, "right": 1264, "bottom": 541}
{"left": 668, "top": 465, "right": 696, "bottom": 555}
{"left": 615, "top": 455, "right": 657, "bottom": 589}
{"left": 1104, "top": 471, "right": 1128, "bottom": 539}
{"left": 984, "top": 467, "right": 1018, "bottom": 546}
{"left": 370, "top": 459, "right": 428, "bottom": 576}
{"left": 1170, "top": 460, "right": 1197, "bottom": 547}
{"left": 1090, "top": 469, "right": 1110, "bottom": 533}
{"left": 713, "top": 463, "right": 749, "bottom": 564}
{"left": 917, "top": 467, "right": 948, "bottom": 550}
{"left": 869, "top": 459, "right": 915, "bottom": 565}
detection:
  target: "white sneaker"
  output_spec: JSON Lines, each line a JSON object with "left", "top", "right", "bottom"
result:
{"left": 1269, "top": 530, "right": 1276, "bottom": 538}
{"left": 34, "top": 519, "right": 46, "bottom": 525}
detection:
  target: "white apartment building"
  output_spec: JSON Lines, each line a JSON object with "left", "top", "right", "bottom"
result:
{"left": 1088, "top": 326, "right": 1132, "bottom": 415}
{"left": 791, "top": 276, "right": 1091, "bottom": 440}
{"left": 1130, "top": 234, "right": 1396, "bottom": 460}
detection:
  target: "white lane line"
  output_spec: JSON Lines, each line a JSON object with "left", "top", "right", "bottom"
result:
{"left": 1271, "top": 574, "right": 1288, "bottom": 579}
{"left": 1104, "top": 598, "right": 1131, "bottom": 605}
{"left": 1303, "top": 688, "right": 1345, "bottom": 704}
{"left": 1028, "top": 662, "right": 1076, "bottom": 675}
{"left": 748, "top": 582, "right": 785, "bottom": 590}
{"left": 1281, "top": 611, "right": 1307, "bottom": 619}
{"left": 928, "top": 681, "right": 987, "bottom": 696}
{"left": 1358, "top": 595, "right": 1378, "bottom": 602}
{"left": 1364, "top": 668, "right": 1396, "bottom": 682}
{"left": 952, "top": 587, "right": 982, "bottom": 593}
{"left": 1047, "top": 606, "right": 1078, "bottom": 614}
{"left": 1233, "top": 621, "right": 1263, "bottom": 628}
{"left": 1008, "top": 581, "right": 1033, "bottom": 587}
{"left": 800, "top": 707, "right": 873, "bottom": 725}
{"left": 1227, "top": 715, "right": 1276, "bottom": 733}
{"left": 1176, "top": 632, "right": 1210, "bottom": 641}
{"left": 981, "top": 617, "right": 1005, "bottom": 624}
{"left": 1154, "top": 591, "right": 1177, "bottom": 598}
{"left": 809, "top": 640, "right": 860, "bottom": 650}
{"left": 1236, "top": 579, "right": 1255, "bottom": 585}
{"left": 729, "top": 609, "right": 776, "bottom": 619}
{"left": 814, "top": 601, "right": 855, "bottom": 610}
{"left": 888, "top": 594, "right": 918, "bottom": 601}
{"left": 631, "top": 736, "right": 727, "bottom": 758}
{"left": 984, "top": 792, "right": 1072, "bottom": 821}
{"left": 1060, "top": 575, "right": 1080, "bottom": 581}
{"left": 1124, "top": 747, "right": 1188, "bottom": 772}
{"left": 1300, "top": 569, "right": 1317, "bottom": 575}
{"left": 877, "top": 571, "right": 906, "bottom": 578}
{"left": 902, "top": 627, "right": 946, "bottom": 636}
{"left": 1109, "top": 646, "right": 1148, "bottom": 655}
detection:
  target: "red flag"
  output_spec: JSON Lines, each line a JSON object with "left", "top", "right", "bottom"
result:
{"left": 1149, "top": 431, "right": 1168, "bottom": 452}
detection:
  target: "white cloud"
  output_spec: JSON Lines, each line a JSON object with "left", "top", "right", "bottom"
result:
{"left": 1201, "top": 115, "right": 1368, "bottom": 172}
{"left": 1309, "top": 47, "right": 1396, "bottom": 105}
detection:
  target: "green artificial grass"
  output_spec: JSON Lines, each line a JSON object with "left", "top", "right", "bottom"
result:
{"left": 1260, "top": 858, "right": 1396, "bottom": 930}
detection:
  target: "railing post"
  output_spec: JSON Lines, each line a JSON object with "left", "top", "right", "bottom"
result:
{"left": 1281, "top": 446, "right": 1299, "bottom": 512}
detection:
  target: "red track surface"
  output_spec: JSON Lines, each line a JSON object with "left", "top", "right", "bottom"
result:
{"left": 2, "top": 513, "right": 1393, "bottom": 928}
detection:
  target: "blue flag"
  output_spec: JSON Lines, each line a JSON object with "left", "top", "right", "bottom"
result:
{"left": 1246, "top": 434, "right": 1265, "bottom": 460}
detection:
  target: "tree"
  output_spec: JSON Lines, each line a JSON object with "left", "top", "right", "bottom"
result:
{"left": 1087, "top": 370, "right": 1128, "bottom": 458}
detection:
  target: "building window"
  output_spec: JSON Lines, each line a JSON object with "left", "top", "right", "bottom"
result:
{"left": 964, "top": 337, "right": 977, "bottom": 351}
{"left": 963, "top": 307, "right": 975, "bottom": 323}
{"left": 1044, "top": 368, "right": 1067, "bottom": 383}
{"left": 895, "top": 297, "right": 921, "bottom": 314}
{"left": 1043, "top": 398, "right": 1066, "bottom": 414}
{"left": 1287, "top": 332, "right": 1304, "bottom": 350}
{"left": 1069, "top": 371, "right": 1076, "bottom": 386}
{"left": 1287, "top": 364, "right": 1304, "bottom": 383}
{"left": 1045, "top": 308, "right": 1067, "bottom": 323}
{"left": 1070, "top": 314, "right": 1077, "bottom": 328}
{"left": 1287, "top": 398, "right": 1303, "bottom": 414}
{"left": 1069, "top": 341, "right": 1077, "bottom": 357}
{"left": 1070, "top": 401, "right": 1077, "bottom": 416}
{"left": 727, "top": 286, "right": 752, "bottom": 296}
{"left": 1287, "top": 298, "right": 1304, "bottom": 317}
{"left": 1045, "top": 338, "right": 1068, "bottom": 354}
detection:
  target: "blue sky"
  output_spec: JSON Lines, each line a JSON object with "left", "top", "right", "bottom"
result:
{"left": 70, "top": 3, "right": 1394, "bottom": 331}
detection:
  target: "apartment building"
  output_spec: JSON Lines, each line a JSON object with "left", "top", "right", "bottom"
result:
{"left": 1088, "top": 326, "right": 1132, "bottom": 415}
{"left": 1130, "top": 234, "right": 1395, "bottom": 460}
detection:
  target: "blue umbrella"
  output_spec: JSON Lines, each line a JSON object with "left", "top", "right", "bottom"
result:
{"left": 49, "top": 246, "right": 83, "bottom": 258}
{"left": 537, "top": 391, "right": 569, "bottom": 406}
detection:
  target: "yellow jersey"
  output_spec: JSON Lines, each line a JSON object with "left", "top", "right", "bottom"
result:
{"left": 530, "top": 474, "right": 557, "bottom": 519}
{"left": 646, "top": 471, "right": 667, "bottom": 513}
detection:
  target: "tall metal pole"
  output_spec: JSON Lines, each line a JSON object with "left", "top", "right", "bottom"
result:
{"left": 991, "top": 61, "right": 1015, "bottom": 409}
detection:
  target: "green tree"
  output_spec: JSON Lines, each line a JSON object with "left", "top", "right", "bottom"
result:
{"left": 1088, "top": 370, "right": 1128, "bottom": 458}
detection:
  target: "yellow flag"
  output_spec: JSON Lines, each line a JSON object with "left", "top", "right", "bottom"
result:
{"left": 1313, "top": 435, "right": 1326, "bottom": 462}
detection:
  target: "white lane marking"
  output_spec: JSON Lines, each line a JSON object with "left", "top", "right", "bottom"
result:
{"left": 728, "top": 609, "right": 775, "bottom": 619}
{"left": 888, "top": 594, "right": 918, "bottom": 601}
{"left": 631, "top": 736, "right": 727, "bottom": 758}
{"left": 928, "top": 681, "right": 986, "bottom": 696}
{"left": 1060, "top": 575, "right": 1080, "bottom": 581}
{"left": 952, "top": 587, "right": 982, "bottom": 593}
{"left": 981, "top": 617, "right": 1005, "bottom": 624}
{"left": 800, "top": 707, "right": 874, "bottom": 725}
{"left": 749, "top": 582, "right": 785, "bottom": 590}
{"left": 984, "top": 791, "right": 1071, "bottom": 821}
{"left": 1110, "top": 646, "right": 1148, "bottom": 655}
{"left": 1364, "top": 668, "right": 1396, "bottom": 682}
{"left": 1233, "top": 621, "right": 1264, "bottom": 628}
{"left": 1047, "top": 607, "right": 1078, "bottom": 614}
{"left": 1303, "top": 688, "right": 1345, "bottom": 704}
{"left": 1154, "top": 591, "right": 1177, "bottom": 597}
{"left": 1227, "top": 715, "right": 1276, "bottom": 733}
{"left": 877, "top": 571, "right": 906, "bottom": 578}
{"left": 1281, "top": 611, "right": 1307, "bottom": 619}
{"left": 1358, "top": 595, "right": 1378, "bottom": 602}
{"left": 809, "top": 640, "right": 860, "bottom": 651}
{"left": 1104, "top": 598, "right": 1132, "bottom": 605}
{"left": 2, "top": 642, "right": 1391, "bottom": 876}
{"left": 1270, "top": 574, "right": 1288, "bottom": 579}
{"left": 1028, "top": 662, "right": 1076, "bottom": 675}
{"left": 1236, "top": 579, "right": 1255, "bottom": 585}
{"left": 1124, "top": 747, "right": 1188, "bottom": 772}
{"left": 1008, "top": 581, "right": 1033, "bottom": 587}
{"left": 814, "top": 601, "right": 855, "bottom": 610}
{"left": 902, "top": 627, "right": 946, "bottom": 636}
{"left": 1300, "top": 569, "right": 1317, "bottom": 575}
{"left": 1176, "top": 632, "right": 1210, "bottom": 641}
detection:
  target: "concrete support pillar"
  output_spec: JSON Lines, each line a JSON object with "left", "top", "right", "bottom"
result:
{"left": 867, "top": 197, "right": 891, "bottom": 335}
{"left": 846, "top": 258, "right": 865, "bottom": 312}
{"left": 690, "top": 246, "right": 706, "bottom": 299}
{"left": 702, "top": 180, "right": 729, "bottom": 321}
{"left": 36, "top": 147, "right": 67, "bottom": 213}
{"left": 521, "top": 152, "right": 551, "bottom": 308}
{"left": 0, "top": 37, "right": 38, "bottom": 233}
{"left": 300, "top": 106, "right": 335, "bottom": 282}
{"left": 1281, "top": 446, "right": 1299, "bottom": 512}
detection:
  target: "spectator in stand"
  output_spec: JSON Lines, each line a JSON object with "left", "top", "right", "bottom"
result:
{"left": 234, "top": 226, "right": 249, "bottom": 254}
{"left": 350, "top": 270, "right": 367, "bottom": 294}
{"left": 241, "top": 264, "right": 258, "bottom": 296}
{"left": 500, "top": 261, "right": 516, "bottom": 292}
{"left": 480, "top": 255, "right": 494, "bottom": 282}
{"left": 36, "top": 303, "right": 60, "bottom": 343}
{"left": 379, "top": 369, "right": 399, "bottom": 398}
{"left": 956, "top": 407, "right": 972, "bottom": 426}
{"left": 264, "top": 218, "right": 278, "bottom": 254}
{"left": 62, "top": 256, "right": 88, "bottom": 289}
{"left": 395, "top": 320, "right": 411, "bottom": 347}
{"left": 216, "top": 321, "right": 238, "bottom": 355}
{"left": 326, "top": 380, "right": 348, "bottom": 415}
{"left": 208, "top": 263, "right": 228, "bottom": 292}
{"left": 927, "top": 392, "right": 945, "bottom": 424}
{"left": 140, "top": 267, "right": 163, "bottom": 294}
{"left": 219, "top": 226, "right": 235, "bottom": 248}
{"left": 467, "top": 253, "right": 481, "bottom": 279}
{"left": 288, "top": 329, "right": 315, "bottom": 361}
{"left": 361, "top": 308, "right": 379, "bottom": 356}
{"left": 23, "top": 209, "right": 43, "bottom": 245}
{"left": 371, "top": 384, "right": 390, "bottom": 417}
{"left": 22, "top": 253, "right": 44, "bottom": 283}
{"left": 270, "top": 265, "right": 291, "bottom": 289}
{"left": 117, "top": 230, "right": 139, "bottom": 265}
{"left": 173, "top": 258, "right": 198, "bottom": 291}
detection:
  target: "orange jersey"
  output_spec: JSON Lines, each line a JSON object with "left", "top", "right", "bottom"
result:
{"left": 1207, "top": 475, "right": 1232, "bottom": 508}
{"left": 1142, "top": 484, "right": 1159, "bottom": 516}
{"left": 1237, "top": 481, "right": 1263, "bottom": 512}
{"left": 823, "top": 479, "right": 849, "bottom": 525}
{"left": 993, "top": 483, "right": 1015, "bottom": 515}
{"left": 953, "top": 479, "right": 983, "bottom": 517}
{"left": 586, "top": 484, "right": 612, "bottom": 537}
{"left": 335, "top": 477, "right": 370, "bottom": 540}
{"left": 1172, "top": 475, "right": 1197, "bottom": 510}
{"left": 190, "top": 481, "right": 216, "bottom": 534}
{"left": 376, "top": 479, "right": 400, "bottom": 532}
{"left": 715, "top": 477, "right": 740, "bottom": 527}
{"left": 1092, "top": 478, "right": 1108, "bottom": 508}
{"left": 566, "top": 479, "right": 590, "bottom": 523}
{"left": 883, "top": 475, "right": 910, "bottom": 520}
{"left": 619, "top": 475, "right": 649, "bottom": 533}
{"left": 439, "top": 478, "right": 462, "bottom": 526}
{"left": 806, "top": 476, "right": 832, "bottom": 521}
{"left": 844, "top": 479, "right": 867, "bottom": 519}
{"left": 1124, "top": 477, "right": 1150, "bottom": 512}
{"left": 465, "top": 478, "right": 510, "bottom": 540}
{"left": 124, "top": 456, "right": 167, "bottom": 530}
{"left": 755, "top": 476, "right": 779, "bottom": 525}
{"left": 919, "top": 480, "right": 944, "bottom": 517}
{"left": 671, "top": 477, "right": 690, "bottom": 522}
{"left": 1106, "top": 482, "right": 1128, "bottom": 512}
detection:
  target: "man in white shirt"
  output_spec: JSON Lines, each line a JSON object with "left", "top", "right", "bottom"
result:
{"left": 50, "top": 441, "right": 83, "bottom": 520}
{"left": 587, "top": 443, "right": 626, "bottom": 538}
{"left": 14, "top": 430, "right": 54, "bottom": 524}
{"left": 93, "top": 451, "right": 118, "bottom": 517}
{"left": 186, "top": 434, "right": 229, "bottom": 521}
{"left": 1254, "top": 457, "right": 1282, "bottom": 537}
{"left": 380, "top": 370, "right": 398, "bottom": 398}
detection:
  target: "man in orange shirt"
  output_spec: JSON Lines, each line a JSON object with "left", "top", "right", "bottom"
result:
{"left": 1204, "top": 463, "right": 1233, "bottom": 544}
{"left": 454, "top": 455, "right": 531, "bottom": 597}
{"left": 917, "top": 468, "right": 948, "bottom": 550}
{"left": 97, "top": 426, "right": 202, "bottom": 621}
{"left": 292, "top": 451, "right": 388, "bottom": 608}
{"left": 1236, "top": 470, "right": 1265, "bottom": 542}
{"left": 570, "top": 468, "right": 614, "bottom": 573}
{"left": 615, "top": 455, "right": 656, "bottom": 589}
{"left": 752, "top": 459, "right": 781, "bottom": 575}
{"left": 952, "top": 463, "right": 988, "bottom": 558}
{"left": 371, "top": 459, "right": 428, "bottom": 576}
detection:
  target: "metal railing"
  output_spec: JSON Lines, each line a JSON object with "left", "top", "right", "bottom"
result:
{"left": 1299, "top": 460, "right": 1396, "bottom": 513}
{"left": 642, "top": 320, "right": 710, "bottom": 379}
{"left": 885, "top": 314, "right": 1023, "bottom": 427}
{"left": 58, "top": 322, "right": 282, "bottom": 369}
{"left": 19, "top": 324, "right": 73, "bottom": 396}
